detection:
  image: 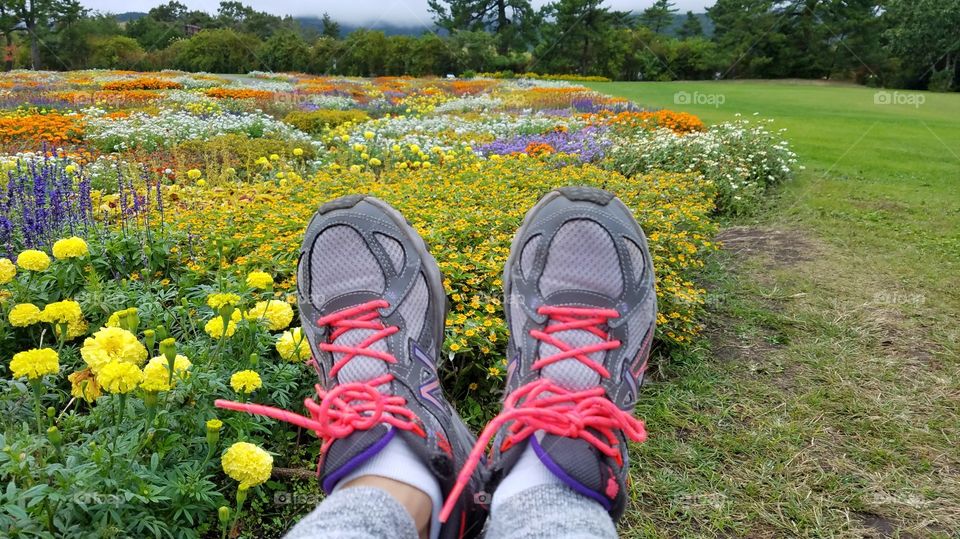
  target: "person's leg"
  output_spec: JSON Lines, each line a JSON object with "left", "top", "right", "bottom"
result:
{"left": 441, "top": 186, "right": 657, "bottom": 538}
{"left": 215, "top": 195, "right": 488, "bottom": 539}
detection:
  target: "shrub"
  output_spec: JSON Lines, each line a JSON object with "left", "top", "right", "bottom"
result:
{"left": 609, "top": 116, "right": 800, "bottom": 215}
{"left": 282, "top": 110, "right": 370, "bottom": 135}
{"left": 172, "top": 134, "right": 316, "bottom": 179}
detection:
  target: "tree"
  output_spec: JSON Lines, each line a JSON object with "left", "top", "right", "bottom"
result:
{"left": 428, "top": 0, "right": 537, "bottom": 53}
{"left": 707, "top": 0, "right": 784, "bottom": 78}
{"left": 320, "top": 12, "right": 340, "bottom": 39}
{"left": 258, "top": 30, "right": 309, "bottom": 72}
{"left": 534, "top": 0, "right": 629, "bottom": 75}
{"left": 174, "top": 28, "right": 261, "bottom": 73}
{"left": 884, "top": 0, "right": 960, "bottom": 89}
{"left": 639, "top": 0, "right": 676, "bottom": 34}
{"left": 6, "top": 0, "right": 85, "bottom": 69}
{"left": 88, "top": 35, "right": 144, "bottom": 69}
{"left": 677, "top": 11, "right": 703, "bottom": 39}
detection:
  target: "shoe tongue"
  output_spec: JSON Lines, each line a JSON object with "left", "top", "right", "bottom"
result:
{"left": 538, "top": 308, "right": 606, "bottom": 391}
{"left": 332, "top": 326, "right": 390, "bottom": 384}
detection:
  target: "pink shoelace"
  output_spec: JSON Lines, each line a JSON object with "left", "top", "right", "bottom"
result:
{"left": 438, "top": 306, "right": 648, "bottom": 523}
{"left": 214, "top": 300, "right": 425, "bottom": 471}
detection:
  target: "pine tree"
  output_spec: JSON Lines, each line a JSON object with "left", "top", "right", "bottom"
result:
{"left": 677, "top": 11, "right": 703, "bottom": 39}
{"left": 427, "top": 0, "right": 536, "bottom": 53}
{"left": 639, "top": 0, "right": 677, "bottom": 34}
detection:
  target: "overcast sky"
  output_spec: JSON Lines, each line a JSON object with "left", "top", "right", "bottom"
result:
{"left": 84, "top": 0, "right": 714, "bottom": 26}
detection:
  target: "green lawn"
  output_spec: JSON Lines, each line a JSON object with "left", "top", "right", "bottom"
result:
{"left": 586, "top": 81, "right": 960, "bottom": 537}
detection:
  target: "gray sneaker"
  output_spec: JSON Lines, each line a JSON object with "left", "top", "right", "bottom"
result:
{"left": 445, "top": 186, "right": 657, "bottom": 521}
{"left": 216, "top": 195, "right": 487, "bottom": 538}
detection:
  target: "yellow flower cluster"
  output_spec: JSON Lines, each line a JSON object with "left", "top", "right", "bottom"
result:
{"left": 96, "top": 360, "right": 143, "bottom": 394}
{"left": 276, "top": 327, "right": 310, "bottom": 362}
{"left": 207, "top": 292, "right": 242, "bottom": 310}
{"left": 80, "top": 326, "right": 147, "bottom": 374}
{"left": 221, "top": 441, "right": 273, "bottom": 490}
{"left": 39, "top": 300, "right": 88, "bottom": 340}
{"left": 204, "top": 310, "right": 242, "bottom": 338}
{"left": 229, "top": 370, "right": 262, "bottom": 394}
{"left": 10, "top": 348, "right": 59, "bottom": 380}
{"left": 9, "top": 303, "right": 41, "bottom": 327}
{"left": 52, "top": 236, "right": 89, "bottom": 259}
{"left": 245, "top": 300, "right": 294, "bottom": 331}
{"left": 245, "top": 271, "right": 273, "bottom": 289}
{"left": 0, "top": 258, "right": 15, "bottom": 283}
{"left": 141, "top": 355, "right": 192, "bottom": 392}
{"left": 17, "top": 249, "right": 50, "bottom": 272}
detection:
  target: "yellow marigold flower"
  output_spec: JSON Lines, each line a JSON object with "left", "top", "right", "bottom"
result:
{"left": 95, "top": 360, "right": 142, "bottom": 394}
{"left": 0, "top": 258, "right": 15, "bottom": 284}
{"left": 207, "top": 293, "right": 241, "bottom": 310}
{"left": 293, "top": 148, "right": 304, "bottom": 157}
{"left": 196, "top": 179, "right": 207, "bottom": 187}
{"left": 9, "top": 303, "right": 41, "bottom": 327}
{"left": 352, "top": 143, "right": 365, "bottom": 152}
{"left": 54, "top": 317, "right": 89, "bottom": 341}
{"left": 369, "top": 158, "right": 382, "bottom": 167}
{"left": 187, "top": 169, "right": 202, "bottom": 180}
{"left": 10, "top": 348, "right": 59, "bottom": 380}
{"left": 80, "top": 326, "right": 148, "bottom": 374}
{"left": 246, "top": 300, "right": 293, "bottom": 331}
{"left": 246, "top": 271, "right": 273, "bottom": 290}
{"left": 363, "top": 131, "right": 375, "bottom": 140}
{"left": 204, "top": 310, "right": 242, "bottom": 339}
{"left": 230, "top": 370, "right": 262, "bottom": 394}
{"left": 68, "top": 369, "right": 101, "bottom": 401}
{"left": 276, "top": 327, "right": 310, "bottom": 362}
{"left": 52, "top": 236, "right": 89, "bottom": 259}
{"left": 450, "top": 343, "right": 461, "bottom": 352}
{"left": 39, "top": 300, "right": 82, "bottom": 324}
{"left": 17, "top": 249, "right": 50, "bottom": 272}
{"left": 221, "top": 441, "right": 273, "bottom": 490}
{"left": 255, "top": 156, "right": 270, "bottom": 166}
{"left": 141, "top": 355, "right": 192, "bottom": 392}
{"left": 349, "top": 164, "right": 362, "bottom": 173}
{"left": 269, "top": 153, "right": 280, "bottom": 161}
{"left": 206, "top": 418, "right": 223, "bottom": 431}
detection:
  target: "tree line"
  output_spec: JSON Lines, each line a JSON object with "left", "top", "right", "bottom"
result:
{"left": 3, "top": 0, "right": 957, "bottom": 91}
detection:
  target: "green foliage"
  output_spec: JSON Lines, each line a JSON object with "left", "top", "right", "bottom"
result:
{"left": 174, "top": 29, "right": 262, "bottom": 73}
{"left": 87, "top": 36, "right": 145, "bottom": 70}
{"left": 257, "top": 31, "right": 310, "bottom": 73}
{"left": 173, "top": 134, "right": 316, "bottom": 179}
{"left": 282, "top": 110, "right": 370, "bottom": 135}
{"left": 639, "top": 0, "right": 678, "bottom": 34}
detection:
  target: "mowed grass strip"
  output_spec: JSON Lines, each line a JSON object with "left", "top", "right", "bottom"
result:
{"left": 589, "top": 81, "right": 960, "bottom": 537}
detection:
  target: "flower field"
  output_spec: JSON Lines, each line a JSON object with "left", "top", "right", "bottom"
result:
{"left": 0, "top": 70, "right": 797, "bottom": 537}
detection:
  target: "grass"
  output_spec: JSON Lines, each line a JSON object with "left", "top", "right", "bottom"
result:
{"left": 586, "top": 80, "right": 960, "bottom": 537}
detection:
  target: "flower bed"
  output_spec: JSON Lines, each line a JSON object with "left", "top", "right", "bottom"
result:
{"left": 0, "top": 69, "right": 796, "bottom": 538}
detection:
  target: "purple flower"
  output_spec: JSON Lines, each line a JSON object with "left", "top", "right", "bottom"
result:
{"left": 476, "top": 126, "right": 611, "bottom": 163}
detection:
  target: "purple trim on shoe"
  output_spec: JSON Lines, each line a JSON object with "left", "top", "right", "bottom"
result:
{"left": 322, "top": 428, "right": 396, "bottom": 493}
{"left": 530, "top": 437, "right": 612, "bottom": 511}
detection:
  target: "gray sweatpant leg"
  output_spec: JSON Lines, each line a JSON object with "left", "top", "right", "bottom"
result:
{"left": 284, "top": 487, "right": 418, "bottom": 539}
{"left": 284, "top": 484, "right": 617, "bottom": 539}
{"left": 485, "top": 485, "right": 618, "bottom": 539}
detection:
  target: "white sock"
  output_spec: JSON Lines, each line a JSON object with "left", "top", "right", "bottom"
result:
{"left": 490, "top": 433, "right": 564, "bottom": 514}
{"left": 334, "top": 430, "right": 443, "bottom": 539}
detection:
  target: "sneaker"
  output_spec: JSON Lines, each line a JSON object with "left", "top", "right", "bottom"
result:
{"left": 216, "top": 195, "right": 487, "bottom": 538}
{"left": 441, "top": 186, "right": 655, "bottom": 522}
